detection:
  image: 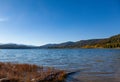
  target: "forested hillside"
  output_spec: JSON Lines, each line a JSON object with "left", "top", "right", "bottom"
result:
{"left": 41, "top": 34, "right": 120, "bottom": 48}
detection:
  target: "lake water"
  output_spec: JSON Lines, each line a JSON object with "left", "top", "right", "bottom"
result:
{"left": 0, "top": 49, "right": 120, "bottom": 82}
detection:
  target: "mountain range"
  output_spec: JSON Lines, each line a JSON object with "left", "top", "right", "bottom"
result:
{"left": 0, "top": 43, "right": 37, "bottom": 49}
{"left": 0, "top": 34, "right": 120, "bottom": 49}
{"left": 40, "top": 34, "right": 120, "bottom": 48}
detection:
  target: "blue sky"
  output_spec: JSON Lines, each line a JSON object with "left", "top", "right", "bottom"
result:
{"left": 0, "top": 0, "right": 120, "bottom": 45}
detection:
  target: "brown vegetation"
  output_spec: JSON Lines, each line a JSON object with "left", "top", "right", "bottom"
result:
{"left": 0, "top": 62, "right": 66, "bottom": 82}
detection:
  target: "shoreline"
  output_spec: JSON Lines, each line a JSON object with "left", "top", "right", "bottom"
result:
{"left": 0, "top": 47, "right": 120, "bottom": 49}
{"left": 0, "top": 62, "right": 66, "bottom": 82}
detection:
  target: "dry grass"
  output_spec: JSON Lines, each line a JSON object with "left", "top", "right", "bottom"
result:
{"left": 0, "top": 62, "right": 66, "bottom": 82}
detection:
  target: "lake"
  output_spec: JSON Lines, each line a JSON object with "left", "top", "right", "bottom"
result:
{"left": 0, "top": 49, "right": 120, "bottom": 82}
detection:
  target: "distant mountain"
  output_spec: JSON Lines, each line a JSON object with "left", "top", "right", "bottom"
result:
{"left": 39, "top": 44, "right": 57, "bottom": 48}
{"left": 40, "top": 41, "right": 74, "bottom": 48}
{"left": 40, "top": 34, "right": 120, "bottom": 48}
{"left": 0, "top": 34, "right": 120, "bottom": 49}
{"left": 0, "top": 43, "right": 37, "bottom": 49}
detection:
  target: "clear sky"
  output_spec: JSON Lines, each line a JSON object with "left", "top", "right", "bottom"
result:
{"left": 0, "top": 0, "right": 120, "bottom": 45}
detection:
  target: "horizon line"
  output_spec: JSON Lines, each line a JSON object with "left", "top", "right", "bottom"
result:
{"left": 0, "top": 34, "right": 119, "bottom": 46}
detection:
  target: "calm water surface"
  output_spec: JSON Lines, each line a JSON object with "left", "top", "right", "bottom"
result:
{"left": 0, "top": 49, "right": 120, "bottom": 82}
